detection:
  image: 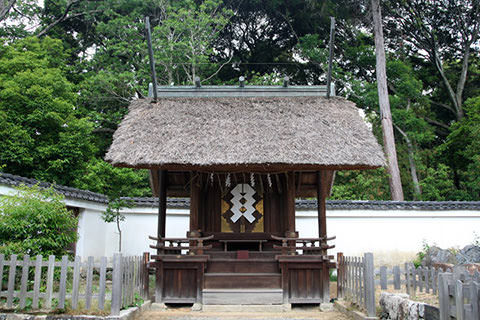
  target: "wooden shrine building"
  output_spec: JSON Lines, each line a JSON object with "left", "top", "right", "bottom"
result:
{"left": 105, "top": 83, "right": 385, "bottom": 307}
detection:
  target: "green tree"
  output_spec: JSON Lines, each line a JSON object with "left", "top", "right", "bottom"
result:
{"left": 440, "top": 97, "right": 480, "bottom": 199}
{"left": 73, "top": 158, "right": 150, "bottom": 198}
{"left": 331, "top": 168, "right": 390, "bottom": 200}
{"left": 0, "top": 184, "right": 78, "bottom": 256}
{"left": 102, "top": 198, "right": 132, "bottom": 252}
{"left": 152, "top": 0, "right": 233, "bottom": 85}
{"left": 0, "top": 36, "right": 95, "bottom": 185}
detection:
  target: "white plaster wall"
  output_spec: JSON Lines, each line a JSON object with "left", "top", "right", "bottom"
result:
{"left": 2, "top": 183, "right": 480, "bottom": 262}
{"left": 76, "top": 208, "right": 106, "bottom": 258}
{"left": 101, "top": 208, "right": 190, "bottom": 257}
{"left": 297, "top": 209, "right": 480, "bottom": 265}
{"left": 86, "top": 208, "right": 480, "bottom": 260}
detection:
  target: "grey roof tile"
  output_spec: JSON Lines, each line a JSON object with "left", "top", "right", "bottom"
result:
{"left": 2, "top": 173, "right": 480, "bottom": 210}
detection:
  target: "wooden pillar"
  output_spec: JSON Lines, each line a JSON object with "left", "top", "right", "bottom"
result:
{"left": 155, "top": 170, "right": 167, "bottom": 303}
{"left": 317, "top": 170, "right": 334, "bottom": 303}
{"left": 189, "top": 173, "right": 200, "bottom": 235}
{"left": 317, "top": 171, "right": 327, "bottom": 239}
{"left": 157, "top": 170, "right": 167, "bottom": 253}
{"left": 286, "top": 171, "right": 296, "bottom": 234}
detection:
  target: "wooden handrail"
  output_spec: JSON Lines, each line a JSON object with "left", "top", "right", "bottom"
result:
{"left": 149, "top": 234, "right": 214, "bottom": 255}
{"left": 150, "top": 244, "right": 213, "bottom": 250}
{"left": 271, "top": 235, "right": 335, "bottom": 255}
{"left": 148, "top": 235, "right": 214, "bottom": 242}
{"left": 271, "top": 235, "right": 336, "bottom": 241}
{"left": 273, "top": 244, "right": 335, "bottom": 250}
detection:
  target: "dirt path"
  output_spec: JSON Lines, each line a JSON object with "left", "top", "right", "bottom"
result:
{"left": 138, "top": 306, "right": 351, "bottom": 320}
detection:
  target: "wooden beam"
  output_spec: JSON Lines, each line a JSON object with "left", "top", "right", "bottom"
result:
{"left": 112, "top": 162, "right": 382, "bottom": 172}
{"left": 157, "top": 170, "right": 167, "bottom": 254}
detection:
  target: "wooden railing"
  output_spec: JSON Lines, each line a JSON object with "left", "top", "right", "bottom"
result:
{"left": 149, "top": 235, "right": 214, "bottom": 255}
{"left": 271, "top": 235, "right": 335, "bottom": 256}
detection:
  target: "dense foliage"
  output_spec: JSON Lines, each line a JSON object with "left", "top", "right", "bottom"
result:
{"left": 0, "top": 0, "right": 478, "bottom": 200}
{"left": 0, "top": 185, "right": 78, "bottom": 256}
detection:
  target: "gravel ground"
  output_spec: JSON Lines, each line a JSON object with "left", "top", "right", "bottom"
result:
{"left": 138, "top": 306, "right": 351, "bottom": 320}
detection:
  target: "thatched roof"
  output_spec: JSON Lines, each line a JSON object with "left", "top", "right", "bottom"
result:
{"left": 105, "top": 96, "right": 385, "bottom": 171}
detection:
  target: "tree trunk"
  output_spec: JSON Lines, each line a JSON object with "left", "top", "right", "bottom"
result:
{"left": 371, "top": 0, "right": 404, "bottom": 201}
{"left": 394, "top": 124, "right": 421, "bottom": 199}
{"left": 116, "top": 215, "right": 122, "bottom": 252}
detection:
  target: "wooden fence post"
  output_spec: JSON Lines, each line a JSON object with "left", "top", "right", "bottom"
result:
{"left": 405, "top": 263, "right": 410, "bottom": 295}
{"left": 32, "top": 255, "right": 42, "bottom": 309}
{"left": 380, "top": 266, "right": 387, "bottom": 290}
{"left": 364, "top": 252, "right": 376, "bottom": 317}
{"left": 58, "top": 255, "right": 68, "bottom": 309}
{"left": 19, "top": 255, "right": 30, "bottom": 309}
{"left": 337, "top": 252, "right": 343, "bottom": 299}
{"left": 425, "top": 267, "right": 430, "bottom": 293}
{"left": 45, "top": 255, "right": 55, "bottom": 309}
{"left": 412, "top": 266, "right": 417, "bottom": 294}
{"left": 393, "top": 266, "right": 400, "bottom": 290}
{"left": 111, "top": 253, "right": 122, "bottom": 316}
{"left": 455, "top": 279, "right": 465, "bottom": 320}
{"left": 6, "top": 254, "right": 17, "bottom": 308}
{"left": 143, "top": 252, "right": 150, "bottom": 299}
{"left": 98, "top": 256, "right": 107, "bottom": 310}
{"left": 471, "top": 281, "right": 479, "bottom": 320}
{"left": 71, "top": 255, "right": 81, "bottom": 310}
{"left": 439, "top": 272, "right": 452, "bottom": 320}
{"left": 430, "top": 267, "right": 435, "bottom": 295}
{"left": 85, "top": 256, "right": 94, "bottom": 310}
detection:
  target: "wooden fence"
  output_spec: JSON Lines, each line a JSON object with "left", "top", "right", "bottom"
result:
{"left": 374, "top": 263, "right": 480, "bottom": 320}
{"left": 438, "top": 272, "right": 480, "bottom": 320}
{"left": 0, "top": 253, "right": 149, "bottom": 315}
{"left": 375, "top": 263, "right": 466, "bottom": 297}
{"left": 337, "top": 252, "right": 376, "bottom": 317}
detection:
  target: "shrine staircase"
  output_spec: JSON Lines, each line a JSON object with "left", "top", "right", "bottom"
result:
{"left": 202, "top": 251, "right": 283, "bottom": 305}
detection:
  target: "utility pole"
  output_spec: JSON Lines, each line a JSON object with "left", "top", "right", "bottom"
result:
{"left": 371, "top": 0, "right": 404, "bottom": 201}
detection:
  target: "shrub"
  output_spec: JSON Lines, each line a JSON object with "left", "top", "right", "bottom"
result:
{"left": 412, "top": 240, "right": 430, "bottom": 268}
{"left": 0, "top": 184, "right": 78, "bottom": 256}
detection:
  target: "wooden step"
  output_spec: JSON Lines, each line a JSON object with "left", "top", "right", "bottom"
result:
{"left": 208, "top": 251, "right": 277, "bottom": 260}
{"left": 207, "top": 259, "right": 280, "bottom": 273}
{"left": 204, "top": 272, "right": 282, "bottom": 289}
{"left": 203, "top": 289, "right": 283, "bottom": 305}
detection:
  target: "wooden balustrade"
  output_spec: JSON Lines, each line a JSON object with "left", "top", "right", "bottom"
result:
{"left": 149, "top": 235, "right": 214, "bottom": 256}
{"left": 271, "top": 235, "right": 336, "bottom": 255}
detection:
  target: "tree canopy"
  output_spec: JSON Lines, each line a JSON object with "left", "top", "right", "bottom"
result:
{"left": 0, "top": 185, "right": 78, "bottom": 256}
{"left": 0, "top": 0, "right": 479, "bottom": 201}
